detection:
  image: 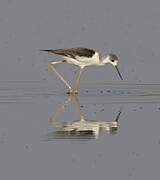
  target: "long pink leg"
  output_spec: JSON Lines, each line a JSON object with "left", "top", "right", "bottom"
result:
{"left": 48, "top": 61, "right": 73, "bottom": 92}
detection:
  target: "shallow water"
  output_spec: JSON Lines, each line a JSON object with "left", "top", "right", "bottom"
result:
{"left": 1, "top": 81, "right": 160, "bottom": 141}
{"left": 0, "top": 81, "right": 160, "bottom": 179}
{"left": 0, "top": 81, "right": 160, "bottom": 103}
{"left": 1, "top": 0, "right": 160, "bottom": 178}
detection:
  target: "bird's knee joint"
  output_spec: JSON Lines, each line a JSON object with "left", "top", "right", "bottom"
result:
{"left": 48, "top": 62, "right": 53, "bottom": 68}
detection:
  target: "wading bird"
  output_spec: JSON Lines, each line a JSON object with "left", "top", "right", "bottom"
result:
{"left": 40, "top": 47, "right": 123, "bottom": 94}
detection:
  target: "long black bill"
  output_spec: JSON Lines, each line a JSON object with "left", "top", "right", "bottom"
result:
{"left": 115, "top": 66, "right": 123, "bottom": 80}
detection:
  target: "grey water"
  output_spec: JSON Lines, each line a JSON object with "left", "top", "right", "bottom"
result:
{"left": 1, "top": 0, "right": 160, "bottom": 179}
{"left": 0, "top": 81, "right": 160, "bottom": 180}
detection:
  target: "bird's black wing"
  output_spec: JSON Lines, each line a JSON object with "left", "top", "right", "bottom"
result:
{"left": 40, "top": 48, "right": 96, "bottom": 59}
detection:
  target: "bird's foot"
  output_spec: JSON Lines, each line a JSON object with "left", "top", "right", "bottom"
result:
{"left": 74, "top": 90, "right": 78, "bottom": 94}
{"left": 66, "top": 89, "right": 78, "bottom": 95}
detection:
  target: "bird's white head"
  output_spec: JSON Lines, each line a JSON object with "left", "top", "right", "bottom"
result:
{"left": 102, "top": 53, "right": 118, "bottom": 65}
{"left": 102, "top": 53, "right": 123, "bottom": 80}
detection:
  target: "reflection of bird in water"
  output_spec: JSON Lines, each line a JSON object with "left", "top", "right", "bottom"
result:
{"left": 47, "top": 95, "right": 122, "bottom": 140}
{"left": 40, "top": 47, "right": 123, "bottom": 94}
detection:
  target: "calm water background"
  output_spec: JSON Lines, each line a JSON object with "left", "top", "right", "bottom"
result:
{"left": 0, "top": 0, "right": 160, "bottom": 179}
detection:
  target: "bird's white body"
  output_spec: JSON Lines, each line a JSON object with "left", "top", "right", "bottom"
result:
{"left": 62, "top": 52, "right": 106, "bottom": 68}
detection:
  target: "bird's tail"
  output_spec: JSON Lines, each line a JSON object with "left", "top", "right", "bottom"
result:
{"left": 39, "top": 49, "right": 54, "bottom": 53}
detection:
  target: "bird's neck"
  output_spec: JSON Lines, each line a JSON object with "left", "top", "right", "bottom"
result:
{"left": 101, "top": 55, "right": 110, "bottom": 64}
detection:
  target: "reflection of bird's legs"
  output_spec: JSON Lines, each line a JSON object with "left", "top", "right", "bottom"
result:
{"left": 73, "top": 94, "right": 85, "bottom": 121}
{"left": 74, "top": 67, "right": 84, "bottom": 93}
{"left": 48, "top": 94, "right": 86, "bottom": 126}
{"left": 48, "top": 61, "right": 73, "bottom": 93}
{"left": 48, "top": 95, "right": 72, "bottom": 125}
